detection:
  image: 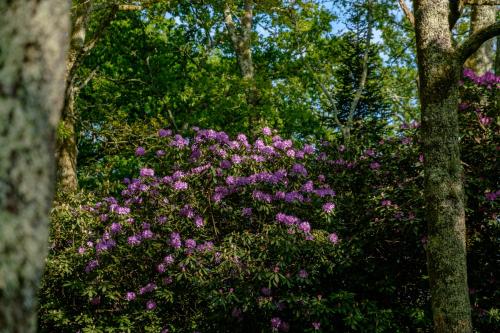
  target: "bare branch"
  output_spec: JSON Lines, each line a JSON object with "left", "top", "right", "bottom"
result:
{"left": 347, "top": 0, "right": 373, "bottom": 131}
{"left": 457, "top": 21, "right": 500, "bottom": 64}
{"left": 76, "top": 67, "right": 99, "bottom": 91}
{"left": 304, "top": 60, "right": 343, "bottom": 128}
{"left": 398, "top": 0, "right": 414, "bottom": 27}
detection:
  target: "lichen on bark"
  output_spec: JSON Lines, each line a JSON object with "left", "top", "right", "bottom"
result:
{"left": 0, "top": 1, "right": 70, "bottom": 332}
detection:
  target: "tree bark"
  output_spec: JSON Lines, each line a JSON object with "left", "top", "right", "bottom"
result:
{"left": 224, "top": 0, "right": 260, "bottom": 113}
{"left": 224, "top": 0, "right": 255, "bottom": 81}
{"left": 414, "top": 1, "right": 472, "bottom": 332}
{"left": 464, "top": 5, "right": 497, "bottom": 74}
{"left": 0, "top": 1, "right": 70, "bottom": 332}
{"left": 56, "top": 0, "right": 93, "bottom": 194}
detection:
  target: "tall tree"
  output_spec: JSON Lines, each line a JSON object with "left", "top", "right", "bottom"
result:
{"left": 0, "top": 0, "right": 70, "bottom": 332}
{"left": 56, "top": 0, "right": 165, "bottom": 194}
{"left": 411, "top": 0, "right": 499, "bottom": 332}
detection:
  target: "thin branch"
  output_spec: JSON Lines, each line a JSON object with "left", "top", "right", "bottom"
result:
{"left": 457, "top": 21, "right": 500, "bottom": 64}
{"left": 347, "top": 0, "right": 373, "bottom": 129}
{"left": 304, "top": 60, "right": 343, "bottom": 129}
{"left": 398, "top": 0, "right": 414, "bottom": 27}
{"left": 76, "top": 67, "right": 99, "bottom": 91}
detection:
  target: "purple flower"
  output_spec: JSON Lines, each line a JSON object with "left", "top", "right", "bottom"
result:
{"left": 322, "top": 202, "right": 335, "bottom": 214}
{"left": 164, "top": 254, "right": 175, "bottom": 265}
{"left": 298, "top": 269, "right": 308, "bottom": 279}
{"left": 328, "top": 233, "right": 339, "bottom": 244}
{"left": 364, "top": 149, "right": 375, "bottom": 157}
{"left": 312, "top": 322, "right": 321, "bottom": 330}
{"left": 141, "top": 229, "right": 154, "bottom": 239}
{"left": 156, "top": 149, "right": 165, "bottom": 157}
{"left": 170, "top": 232, "right": 182, "bottom": 249}
{"left": 146, "top": 300, "right": 156, "bottom": 310}
{"left": 140, "top": 168, "right": 155, "bottom": 177}
{"left": 180, "top": 205, "right": 195, "bottom": 218}
{"left": 291, "top": 163, "right": 307, "bottom": 177}
{"left": 158, "top": 128, "right": 172, "bottom": 137}
{"left": 125, "top": 292, "right": 136, "bottom": 301}
{"left": 299, "top": 221, "right": 311, "bottom": 233}
{"left": 301, "top": 180, "right": 314, "bottom": 193}
{"left": 77, "top": 247, "right": 86, "bottom": 254}
{"left": 157, "top": 263, "right": 166, "bottom": 273}
{"left": 261, "top": 287, "right": 271, "bottom": 296}
{"left": 116, "top": 206, "right": 130, "bottom": 215}
{"left": 220, "top": 160, "right": 232, "bottom": 169}
{"left": 262, "top": 127, "right": 272, "bottom": 136}
{"left": 275, "top": 213, "right": 300, "bottom": 225}
{"left": 110, "top": 222, "right": 122, "bottom": 234}
{"left": 381, "top": 199, "right": 392, "bottom": 206}
{"left": 135, "top": 146, "right": 146, "bottom": 156}
{"left": 128, "top": 235, "right": 142, "bottom": 246}
{"left": 370, "top": 161, "right": 381, "bottom": 170}
{"left": 271, "top": 317, "right": 282, "bottom": 330}
{"left": 242, "top": 207, "right": 252, "bottom": 217}
{"left": 485, "top": 192, "right": 497, "bottom": 201}
{"left": 173, "top": 180, "right": 188, "bottom": 191}
{"left": 194, "top": 216, "right": 205, "bottom": 228}
{"left": 231, "top": 155, "right": 243, "bottom": 164}
{"left": 185, "top": 239, "right": 197, "bottom": 249}
{"left": 85, "top": 259, "right": 99, "bottom": 273}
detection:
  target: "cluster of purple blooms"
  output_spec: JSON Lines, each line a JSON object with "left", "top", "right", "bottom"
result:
{"left": 79, "top": 127, "right": 348, "bottom": 329}
{"left": 462, "top": 68, "right": 500, "bottom": 89}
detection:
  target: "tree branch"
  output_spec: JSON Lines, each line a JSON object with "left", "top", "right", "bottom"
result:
{"left": 223, "top": 4, "right": 240, "bottom": 51}
{"left": 457, "top": 21, "right": 500, "bottom": 64}
{"left": 398, "top": 0, "right": 414, "bottom": 27}
{"left": 347, "top": 0, "right": 373, "bottom": 130}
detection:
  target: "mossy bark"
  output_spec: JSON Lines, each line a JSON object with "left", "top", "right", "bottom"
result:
{"left": 0, "top": 1, "right": 69, "bottom": 332}
{"left": 56, "top": 0, "right": 93, "bottom": 194}
{"left": 414, "top": 1, "right": 472, "bottom": 332}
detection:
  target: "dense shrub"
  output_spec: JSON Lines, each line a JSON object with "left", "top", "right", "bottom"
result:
{"left": 40, "top": 71, "right": 498, "bottom": 332}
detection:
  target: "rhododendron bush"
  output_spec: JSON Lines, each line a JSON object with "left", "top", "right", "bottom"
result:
{"left": 39, "top": 70, "right": 498, "bottom": 332}
{"left": 42, "top": 128, "right": 353, "bottom": 332}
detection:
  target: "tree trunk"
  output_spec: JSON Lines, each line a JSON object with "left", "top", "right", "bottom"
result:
{"left": 414, "top": 1, "right": 472, "bottom": 332}
{"left": 465, "top": 5, "right": 497, "bottom": 74}
{"left": 0, "top": 1, "right": 70, "bottom": 332}
{"left": 56, "top": 0, "right": 93, "bottom": 194}
{"left": 224, "top": 0, "right": 259, "bottom": 113}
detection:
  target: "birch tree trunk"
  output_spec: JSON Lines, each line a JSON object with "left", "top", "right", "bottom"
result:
{"left": 224, "top": 0, "right": 260, "bottom": 113}
{"left": 465, "top": 5, "right": 497, "bottom": 74}
{"left": 0, "top": 1, "right": 70, "bottom": 332}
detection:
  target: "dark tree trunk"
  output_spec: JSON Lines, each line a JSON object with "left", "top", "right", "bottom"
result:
{"left": 414, "top": 1, "right": 472, "bottom": 332}
{"left": 56, "top": 0, "right": 92, "bottom": 194}
{"left": 0, "top": 0, "right": 70, "bottom": 332}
